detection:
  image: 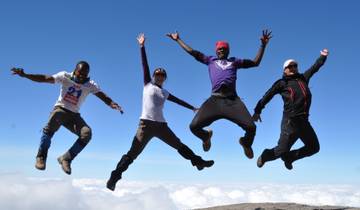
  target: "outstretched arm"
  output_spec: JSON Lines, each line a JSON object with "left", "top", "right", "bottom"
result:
{"left": 11, "top": 68, "right": 55, "bottom": 83}
{"left": 167, "top": 31, "right": 194, "bottom": 54}
{"left": 167, "top": 94, "right": 196, "bottom": 112}
{"left": 137, "top": 33, "right": 152, "bottom": 85}
{"left": 303, "top": 49, "right": 329, "bottom": 82}
{"left": 239, "top": 30, "right": 272, "bottom": 68}
{"left": 167, "top": 31, "right": 209, "bottom": 64}
{"left": 253, "top": 80, "right": 282, "bottom": 122}
{"left": 95, "top": 91, "right": 124, "bottom": 113}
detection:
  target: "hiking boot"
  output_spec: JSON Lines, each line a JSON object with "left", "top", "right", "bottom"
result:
{"left": 257, "top": 156, "right": 265, "bottom": 168}
{"left": 195, "top": 160, "right": 214, "bottom": 171}
{"left": 202, "top": 129, "right": 213, "bottom": 152}
{"left": 57, "top": 155, "right": 72, "bottom": 175}
{"left": 35, "top": 156, "right": 46, "bottom": 170}
{"left": 239, "top": 137, "right": 254, "bottom": 159}
{"left": 284, "top": 160, "right": 293, "bottom": 170}
{"left": 106, "top": 171, "right": 122, "bottom": 191}
{"left": 106, "top": 155, "right": 133, "bottom": 191}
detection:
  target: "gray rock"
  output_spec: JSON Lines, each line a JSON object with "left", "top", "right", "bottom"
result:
{"left": 194, "top": 202, "right": 360, "bottom": 210}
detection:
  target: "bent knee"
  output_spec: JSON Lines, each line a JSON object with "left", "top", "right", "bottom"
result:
{"left": 80, "top": 126, "right": 92, "bottom": 143}
{"left": 311, "top": 143, "right": 320, "bottom": 154}
{"left": 189, "top": 121, "right": 198, "bottom": 132}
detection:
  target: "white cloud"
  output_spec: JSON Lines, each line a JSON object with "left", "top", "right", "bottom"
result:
{"left": 0, "top": 173, "right": 359, "bottom": 210}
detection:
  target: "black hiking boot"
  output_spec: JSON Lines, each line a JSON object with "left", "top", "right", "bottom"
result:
{"left": 202, "top": 129, "right": 213, "bottom": 152}
{"left": 195, "top": 160, "right": 215, "bottom": 171}
{"left": 239, "top": 137, "right": 254, "bottom": 159}
{"left": 281, "top": 154, "right": 294, "bottom": 170}
{"left": 106, "top": 155, "right": 133, "bottom": 191}
{"left": 284, "top": 160, "right": 293, "bottom": 170}
{"left": 106, "top": 171, "right": 122, "bottom": 191}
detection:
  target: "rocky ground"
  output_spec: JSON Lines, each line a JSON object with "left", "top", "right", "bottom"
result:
{"left": 195, "top": 203, "right": 359, "bottom": 210}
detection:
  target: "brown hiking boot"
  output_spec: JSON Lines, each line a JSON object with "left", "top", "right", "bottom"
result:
{"left": 202, "top": 129, "right": 213, "bottom": 152}
{"left": 57, "top": 155, "right": 72, "bottom": 175}
{"left": 35, "top": 156, "right": 46, "bottom": 170}
{"left": 239, "top": 137, "right": 254, "bottom": 159}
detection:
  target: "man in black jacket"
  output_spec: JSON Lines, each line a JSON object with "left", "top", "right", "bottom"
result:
{"left": 253, "top": 49, "right": 329, "bottom": 170}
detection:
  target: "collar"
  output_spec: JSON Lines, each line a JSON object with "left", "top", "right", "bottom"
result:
{"left": 151, "top": 81, "right": 163, "bottom": 89}
{"left": 282, "top": 73, "right": 302, "bottom": 80}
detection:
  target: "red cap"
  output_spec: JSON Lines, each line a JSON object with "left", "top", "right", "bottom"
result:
{"left": 215, "top": 41, "right": 229, "bottom": 50}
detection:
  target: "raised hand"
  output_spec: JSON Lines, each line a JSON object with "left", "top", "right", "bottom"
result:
{"left": 252, "top": 113, "right": 262, "bottom": 122}
{"left": 11, "top": 67, "right": 25, "bottom": 77}
{"left": 320, "top": 48, "right": 329, "bottom": 56}
{"left": 137, "top": 33, "right": 145, "bottom": 46}
{"left": 110, "top": 102, "right": 124, "bottom": 114}
{"left": 166, "top": 31, "right": 180, "bottom": 41}
{"left": 260, "top": 29, "right": 272, "bottom": 46}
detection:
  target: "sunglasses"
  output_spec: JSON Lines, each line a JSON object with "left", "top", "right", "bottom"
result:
{"left": 287, "top": 64, "right": 298, "bottom": 69}
{"left": 154, "top": 72, "right": 166, "bottom": 77}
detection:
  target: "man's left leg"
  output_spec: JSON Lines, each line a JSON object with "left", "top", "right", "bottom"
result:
{"left": 223, "top": 96, "right": 256, "bottom": 159}
{"left": 58, "top": 113, "right": 92, "bottom": 175}
{"left": 286, "top": 119, "right": 320, "bottom": 165}
{"left": 258, "top": 116, "right": 298, "bottom": 169}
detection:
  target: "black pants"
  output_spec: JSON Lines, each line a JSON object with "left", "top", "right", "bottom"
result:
{"left": 261, "top": 115, "right": 320, "bottom": 163}
{"left": 126, "top": 119, "right": 201, "bottom": 163}
{"left": 189, "top": 95, "right": 256, "bottom": 147}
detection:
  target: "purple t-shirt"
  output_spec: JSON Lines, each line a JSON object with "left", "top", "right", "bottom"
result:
{"left": 192, "top": 51, "right": 254, "bottom": 93}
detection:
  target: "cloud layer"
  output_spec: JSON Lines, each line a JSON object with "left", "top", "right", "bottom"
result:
{"left": 0, "top": 173, "right": 359, "bottom": 210}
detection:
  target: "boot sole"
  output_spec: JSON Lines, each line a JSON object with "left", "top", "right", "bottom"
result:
{"left": 257, "top": 156, "right": 264, "bottom": 168}
{"left": 35, "top": 165, "right": 46, "bottom": 170}
{"left": 57, "top": 157, "right": 71, "bottom": 175}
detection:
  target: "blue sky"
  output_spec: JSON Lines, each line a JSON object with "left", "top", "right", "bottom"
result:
{"left": 0, "top": 0, "right": 359, "bottom": 188}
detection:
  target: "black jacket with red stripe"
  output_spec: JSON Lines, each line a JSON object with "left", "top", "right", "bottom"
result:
{"left": 254, "top": 55, "right": 327, "bottom": 117}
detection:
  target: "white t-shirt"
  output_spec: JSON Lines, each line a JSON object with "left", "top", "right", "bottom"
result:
{"left": 52, "top": 71, "right": 101, "bottom": 113}
{"left": 140, "top": 82, "right": 169, "bottom": 122}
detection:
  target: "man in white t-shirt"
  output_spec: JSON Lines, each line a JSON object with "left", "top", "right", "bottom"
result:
{"left": 12, "top": 61, "right": 123, "bottom": 175}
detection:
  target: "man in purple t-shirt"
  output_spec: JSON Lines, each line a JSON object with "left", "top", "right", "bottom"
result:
{"left": 167, "top": 30, "right": 272, "bottom": 159}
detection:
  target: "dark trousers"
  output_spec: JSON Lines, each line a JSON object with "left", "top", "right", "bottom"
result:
{"left": 189, "top": 95, "right": 256, "bottom": 147}
{"left": 37, "top": 106, "right": 92, "bottom": 160}
{"left": 109, "top": 120, "right": 209, "bottom": 184}
{"left": 261, "top": 115, "right": 320, "bottom": 163}
{"left": 126, "top": 119, "right": 203, "bottom": 165}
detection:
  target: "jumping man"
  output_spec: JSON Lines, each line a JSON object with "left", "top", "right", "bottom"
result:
{"left": 253, "top": 49, "right": 329, "bottom": 170}
{"left": 167, "top": 30, "right": 272, "bottom": 159}
{"left": 12, "top": 62, "right": 123, "bottom": 174}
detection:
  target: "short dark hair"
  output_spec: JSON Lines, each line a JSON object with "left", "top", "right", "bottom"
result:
{"left": 76, "top": 61, "right": 90, "bottom": 71}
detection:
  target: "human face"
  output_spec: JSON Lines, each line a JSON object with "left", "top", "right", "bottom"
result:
{"left": 153, "top": 73, "right": 166, "bottom": 86}
{"left": 284, "top": 62, "right": 298, "bottom": 76}
{"left": 74, "top": 63, "right": 90, "bottom": 83}
{"left": 216, "top": 47, "right": 229, "bottom": 59}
